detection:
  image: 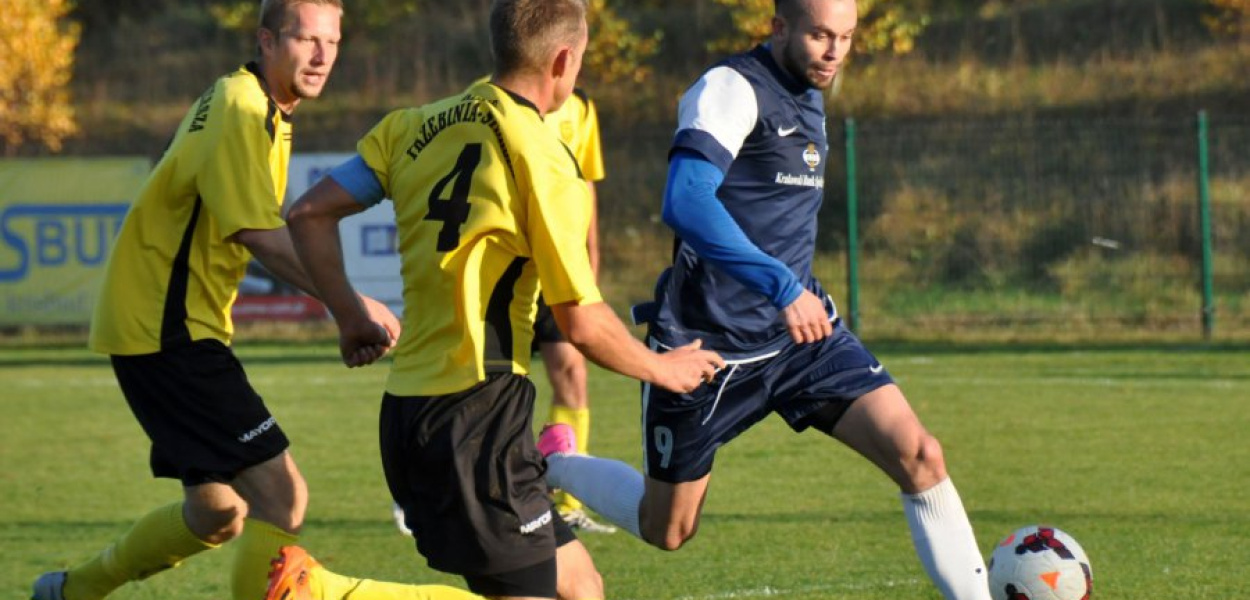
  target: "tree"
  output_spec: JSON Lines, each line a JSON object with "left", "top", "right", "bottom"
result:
{"left": 1204, "top": 0, "right": 1250, "bottom": 39}
{"left": 708, "top": 0, "right": 930, "bottom": 56}
{"left": 72, "top": 0, "right": 181, "bottom": 33}
{"left": 206, "top": 0, "right": 423, "bottom": 32}
{"left": 585, "top": 0, "right": 663, "bottom": 84}
{"left": 0, "top": 0, "right": 81, "bottom": 155}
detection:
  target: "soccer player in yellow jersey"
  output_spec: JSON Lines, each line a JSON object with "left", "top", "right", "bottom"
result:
{"left": 388, "top": 84, "right": 610, "bottom": 536}
{"left": 30, "top": 2, "right": 479, "bottom": 600}
{"left": 285, "top": 1, "right": 725, "bottom": 599}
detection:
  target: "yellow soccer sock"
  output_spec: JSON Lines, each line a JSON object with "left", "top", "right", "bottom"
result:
{"left": 309, "top": 565, "right": 361, "bottom": 600}
{"left": 231, "top": 518, "right": 300, "bottom": 600}
{"left": 319, "top": 571, "right": 483, "bottom": 600}
{"left": 63, "top": 502, "right": 217, "bottom": 600}
{"left": 549, "top": 405, "right": 591, "bottom": 513}
{"left": 230, "top": 522, "right": 482, "bottom": 600}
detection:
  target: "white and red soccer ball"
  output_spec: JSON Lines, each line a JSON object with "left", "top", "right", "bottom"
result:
{"left": 987, "top": 525, "right": 1093, "bottom": 600}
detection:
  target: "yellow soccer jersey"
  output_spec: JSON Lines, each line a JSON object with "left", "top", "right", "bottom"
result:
{"left": 89, "top": 63, "right": 291, "bottom": 355}
{"left": 469, "top": 77, "right": 604, "bottom": 182}
{"left": 545, "top": 89, "right": 605, "bottom": 183}
{"left": 357, "top": 81, "right": 602, "bottom": 396}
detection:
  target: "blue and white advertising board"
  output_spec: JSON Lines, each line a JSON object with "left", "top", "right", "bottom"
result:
{"left": 0, "top": 158, "right": 149, "bottom": 325}
{"left": 284, "top": 153, "right": 404, "bottom": 316}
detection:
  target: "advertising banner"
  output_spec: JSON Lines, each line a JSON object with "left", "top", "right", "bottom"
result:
{"left": 0, "top": 158, "right": 150, "bottom": 325}
{"left": 0, "top": 154, "right": 399, "bottom": 326}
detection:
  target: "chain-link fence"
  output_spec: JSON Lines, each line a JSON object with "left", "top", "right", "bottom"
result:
{"left": 597, "top": 113, "right": 1250, "bottom": 341}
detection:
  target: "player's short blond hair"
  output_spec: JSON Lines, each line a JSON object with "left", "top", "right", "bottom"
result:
{"left": 490, "top": 0, "right": 588, "bottom": 75}
{"left": 259, "top": 0, "right": 343, "bottom": 33}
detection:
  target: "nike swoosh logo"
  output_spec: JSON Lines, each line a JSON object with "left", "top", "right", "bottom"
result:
{"left": 869, "top": 364, "right": 884, "bottom": 374}
{"left": 777, "top": 125, "right": 798, "bottom": 137}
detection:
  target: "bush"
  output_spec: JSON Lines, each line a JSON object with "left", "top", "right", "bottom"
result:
{"left": 1048, "top": 250, "right": 1201, "bottom": 322}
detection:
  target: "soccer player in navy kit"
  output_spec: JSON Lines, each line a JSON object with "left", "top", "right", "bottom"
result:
{"left": 540, "top": 1, "right": 993, "bottom": 598}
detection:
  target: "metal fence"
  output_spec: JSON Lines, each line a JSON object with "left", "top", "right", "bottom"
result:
{"left": 597, "top": 112, "right": 1250, "bottom": 342}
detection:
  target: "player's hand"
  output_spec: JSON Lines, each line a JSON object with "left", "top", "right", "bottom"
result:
{"left": 783, "top": 289, "right": 833, "bottom": 344}
{"left": 359, "top": 294, "right": 401, "bottom": 349}
{"left": 653, "top": 339, "right": 725, "bottom": 394}
{"left": 339, "top": 317, "right": 392, "bottom": 368}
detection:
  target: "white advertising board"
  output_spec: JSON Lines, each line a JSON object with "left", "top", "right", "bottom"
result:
{"left": 285, "top": 153, "right": 405, "bottom": 316}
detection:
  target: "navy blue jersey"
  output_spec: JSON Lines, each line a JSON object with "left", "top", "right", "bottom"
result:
{"left": 651, "top": 45, "right": 831, "bottom": 358}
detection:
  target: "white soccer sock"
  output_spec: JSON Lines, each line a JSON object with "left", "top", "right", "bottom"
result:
{"left": 901, "top": 477, "right": 992, "bottom": 600}
{"left": 546, "top": 453, "right": 644, "bottom": 538}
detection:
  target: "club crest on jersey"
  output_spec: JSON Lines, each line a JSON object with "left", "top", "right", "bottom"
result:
{"left": 802, "top": 142, "right": 821, "bottom": 172}
{"left": 560, "top": 120, "right": 575, "bottom": 144}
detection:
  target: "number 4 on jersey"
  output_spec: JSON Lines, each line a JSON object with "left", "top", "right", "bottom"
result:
{"left": 425, "top": 143, "right": 482, "bottom": 251}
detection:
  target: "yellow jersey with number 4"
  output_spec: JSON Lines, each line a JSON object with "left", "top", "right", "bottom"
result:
{"left": 357, "top": 81, "right": 601, "bottom": 396}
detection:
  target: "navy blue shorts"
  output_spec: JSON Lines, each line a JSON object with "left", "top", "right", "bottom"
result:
{"left": 642, "top": 322, "right": 893, "bottom": 483}
{"left": 110, "top": 339, "right": 289, "bottom": 486}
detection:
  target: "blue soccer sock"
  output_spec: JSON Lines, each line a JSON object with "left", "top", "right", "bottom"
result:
{"left": 545, "top": 453, "right": 643, "bottom": 538}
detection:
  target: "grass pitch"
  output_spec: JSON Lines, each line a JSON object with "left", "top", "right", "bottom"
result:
{"left": 2, "top": 341, "right": 1247, "bottom": 599}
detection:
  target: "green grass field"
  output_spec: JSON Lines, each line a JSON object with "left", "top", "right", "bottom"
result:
{"left": 2, "top": 341, "right": 1247, "bottom": 599}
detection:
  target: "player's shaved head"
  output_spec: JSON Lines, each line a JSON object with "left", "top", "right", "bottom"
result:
{"left": 775, "top": 0, "right": 850, "bottom": 21}
{"left": 490, "top": 0, "right": 588, "bottom": 76}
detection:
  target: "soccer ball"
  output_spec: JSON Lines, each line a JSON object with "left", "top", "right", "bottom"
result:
{"left": 987, "top": 525, "right": 1093, "bottom": 600}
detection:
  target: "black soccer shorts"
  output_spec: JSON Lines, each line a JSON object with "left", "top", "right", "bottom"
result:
{"left": 380, "top": 373, "right": 566, "bottom": 590}
{"left": 531, "top": 297, "right": 565, "bottom": 347}
{"left": 110, "top": 339, "right": 289, "bottom": 486}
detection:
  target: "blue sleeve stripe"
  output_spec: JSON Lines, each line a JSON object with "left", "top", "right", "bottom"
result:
{"left": 327, "top": 155, "right": 385, "bottom": 207}
{"left": 662, "top": 151, "right": 803, "bottom": 309}
{"left": 671, "top": 129, "right": 735, "bottom": 174}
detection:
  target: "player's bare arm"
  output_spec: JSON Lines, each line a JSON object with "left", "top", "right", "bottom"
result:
{"left": 233, "top": 222, "right": 398, "bottom": 358}
{"left": 550, "top": 301, "right": 724, "bottom": 393}
{"left": 231, "top": 225, "right": 399, "bottom": 343}
{"left": 286, "top": 177, "right": 394, "bottom": 366}
{"left": 232, "top": 226, "right": 320, "bottom": 295}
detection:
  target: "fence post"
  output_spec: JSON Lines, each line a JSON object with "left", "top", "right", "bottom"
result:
{"left": 844, "top": 117, "right": 860, "bottom": 332}
{"left": 1197, "top": 110, "right": 1214, "bottom": 340}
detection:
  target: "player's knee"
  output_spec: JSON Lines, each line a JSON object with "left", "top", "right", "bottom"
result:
{"left": 549, "top": 358, "right": 587, "bottom": 389}
{"left": 186, "top": 498, "right": 248, "bottom": 544}
{"left": 902, "top": 433, "right": 948, "bottom": 491}
{"left": 556, "top": 539, "right": 604, "bottom": 599}
{"left": 643, "top": 521, "right": 698, "bottom": 551}
{"left": 251, "top": 494, "right": 307, "bottom": 532}
{"left": 235, "top": 458, "right": 309, "bottom": 531}
{"left": 277, "top": 501, "right": 308, "bottom": 532}
{"left": 557, "top": 562, "right": 603, "bottom": 599}
{"left": 214, "top": 513, "right": 247, "bottom": 543}
{"left": 566, "top": 567, "right": 604, "bottom": 599}
{"left": 661, "top": 528, "right": 698, "bottom": 551}
{"left": 553, "top": 352, "right": 586, "bottom": 375}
